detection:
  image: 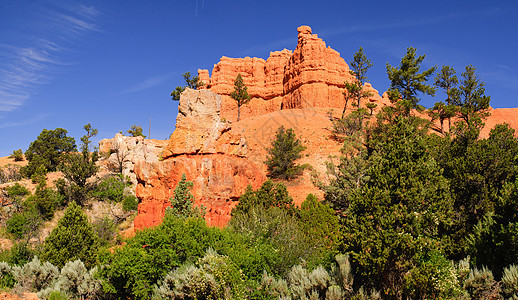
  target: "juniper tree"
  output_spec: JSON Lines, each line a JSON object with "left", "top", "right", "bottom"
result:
{"left": 230, "top": 74, "right": 251, "bottom": 122}
{"left": 23, "top": 128, "right": 76, "bottom": 177}
{"left": 386, "top": 47, "right": 437, "bottom": 108}
{"left": 42, "top": 201, "right": 98, "bottom": 268}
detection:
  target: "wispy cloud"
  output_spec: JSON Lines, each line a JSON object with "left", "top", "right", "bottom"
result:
{"left": 115, "top": 73, "right": 174, "bottom": 96}
{"left": 0, "top": 113, "right": 52, "bottom": 129}
{"left": 0, "top": 3, "right": 101, "bottom": 112}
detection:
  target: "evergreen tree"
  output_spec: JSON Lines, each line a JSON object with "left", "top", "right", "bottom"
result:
{"left": 230, "top": 74, "right": 251, "bottom": 122}
{"left": 340, "top": 117, "right": 453, "bottom": 298}
{"left": 42, "top": 201, "right": 98, "bottom": 268}
{"left": 342, "top": 47, "right": 373, "bottom": 119}
{"left": 126, "top": 125, "right": 146, "bottom": 138}
{"left": 386, "top": 47, "right": 437, "bottom": 108}
{"left": 166, "top": 173, "right": 205, "bottom": 218}
{"left": 170, "top": 72, "right": 204, "bottom": 101}
{"left": 429, "top": 101, "right": 457, "bottom": 134}
{"left": 265, "top": 126, "right": 306, "bottom": 180}
{"left": 434, "top": 66, "right": 458, "bottom": 130}
{"left": 23, "top": 128, "right": 76, "bottom": 177}
{"left": 450, "top": 65, "right": 490, "bottom": 127}
{"left": 59, "top": 124, "right": 99, "bottom": 204}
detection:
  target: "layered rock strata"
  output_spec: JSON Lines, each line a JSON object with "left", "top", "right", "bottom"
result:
{"left": 198, "top": 25, "right": 391, "bottom": 121}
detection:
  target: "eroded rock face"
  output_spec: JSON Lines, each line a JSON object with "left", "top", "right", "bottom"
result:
{"left": 199, "top": 25, "right": 389, "bottom": 121}
{"left": 133, "top": 154, "right": 265, "bottom": 228}
{"left": 121, "top": 88, "right": 266, "bottom": 229}
{"left": 98, "top": 134, "right": 167, "bottom": 187}
{"left": 162, "top": 88, "right": 247, "bottom": 158}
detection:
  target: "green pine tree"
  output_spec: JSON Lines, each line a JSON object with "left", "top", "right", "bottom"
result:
{"left": 170, "top": 72, "right": 204, "bottom": 101}
{"left": 386, "top": 47, "right": 437, "bottom": 109}
{"left": 265, "top": 126, "right": 306, "bottom": 180}
{"left": 450, "top": 65, "right": 491, "bottom": 127}
{"left": 167, "top": 174, "right": 205, "bottom": 218}
{"left": 342, "top": 47, "right": 373, "bottom": 119}
{"left": 230, "top": 74, "right": 251, "bottom": 122}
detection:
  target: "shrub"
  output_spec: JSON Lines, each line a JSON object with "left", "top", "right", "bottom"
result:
{"left": 38, "top": 260, "right": 103, "bottom": 300}
{"left": 9, "top": 149, "right": 24, "bottom": 161}
{"left": 122, "top": 195, "right": 138, "bottom": 212}
{"left": 265, "top": 126, "right": 306, "bottom": 180}
{"left": 93, "top": 217, "right": 117, "bottom": 247}
{"left": 502, "top": 265, "right": 518, "bottom": 299}
{"left": 92, "top": 174, "right": 131, "bottom": 203}
{"left": 464, "top": 266, "right": 500, "bottom": 300}
{"left": 127, "top": 125, "right": 146, "bottom": 138}
{"left": 11, "top": 256, "right": 59, "bottom": 293}
{"left": 22, "top": 128, "right": 76, "bottom": 177}
{"left": 152, "top": 248, "right": 246, "bottom": 299}
{"left": 0, "top": 164, "right": 23, "bottom": 184}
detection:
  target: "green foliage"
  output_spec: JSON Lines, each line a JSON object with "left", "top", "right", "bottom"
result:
{"left": 451, "top": 64, "right": 491, "bottom": 127}
{"left": 122, "top": 195, "right": 138, "bottom": 212}
{"left": 23, "top": 128, "right": 76, "bottom": 177}
{"left": 127, "top": 124, "right": 146, "bottom": 138}
{"left": 298, "top": 194, "right": 341, "bottom": 254}
{"left": 9, "top": 149, "right": 24, "bottom": 161}
{"left": 100, "top": 215, "right": 223, "bottom": 299}
{"left": 93, "top": 217, "right": 117, "bottom": 247}
{"left": 386, "top": 47, "right": 437, "bottom": 108}
{"left": 25, "top": 181, "right": 64, "bottom": 220}
{"left": 42, "top": 202, "right": 98, "bottom": 268}
{"left": 4, "top": 243, "right": 35, "bottom": 266}
{"left": 232, "top": 180, "right": 294, "bottom": 217}
{"left": 339, "top": 116, "right": 453, "bottom": 297}
{"left": 502, "top": 265, "right": 518, "bottom": 299}
{"left": 166, "top": 173, "right": 205, "bottom": 218}
{"left": 265, "top": 126, "right": 306, "bottom": 180}
{"left": 170, "top": 71, "right": 204, "bottom": 101}
{"left": 11, "top": 256, "right": 59, "bottom": 293}
{"left": 403, "top": 251, "right": 466, "bottom": 299}
{"left": 342, "top": 47, "right": 373, "bottom": 119}
{"left": 438, "top": 123, "right": 518, "bottom": 259}
{"left": 152, "top": 248, "right": 246, "bottom": 299}
{"left": 230, "top": 73, "right": 251, "bottom": 122}
{"left": 92, "top": 174, "right": 131, "bottom": 203}
{"left": 6, "top": 207, "right": 40, "bottom": 240}
{"left": 59, "top": 124, "right": 99, "bottom": 204}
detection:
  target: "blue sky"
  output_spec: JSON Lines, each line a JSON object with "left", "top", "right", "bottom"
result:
{"left": 1, "top": 0, "right": 517, "bottom": 156}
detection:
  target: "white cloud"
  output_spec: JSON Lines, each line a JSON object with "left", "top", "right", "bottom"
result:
{"left": 0, "top": 4, "right": 101, "bottom": 112}
{"left": 116, "top": 73, "right": 173, "bottom": 96}
{"left": 0, "top": 113, "right": 52, "bottom": 129}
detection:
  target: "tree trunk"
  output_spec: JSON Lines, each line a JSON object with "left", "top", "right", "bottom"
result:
{"left": 342, "top": 100, "right": 348, "bottom": 119}
{"left": 237, "top": 104, "right": 241, "bottom": 122}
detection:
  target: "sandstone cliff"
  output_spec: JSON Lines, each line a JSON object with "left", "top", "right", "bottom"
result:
{"left": 199, "top": 25, "right": 390, "bottom": 122}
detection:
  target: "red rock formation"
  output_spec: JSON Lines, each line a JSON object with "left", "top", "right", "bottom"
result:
{"left": 132, "top": 89, "right": 266, "bottom": 229}
{"left": 198, "top": 25, "right": 387, "bottom": 122}
{"left": 133, "top": 154, "right": 265, "bottom": 228}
